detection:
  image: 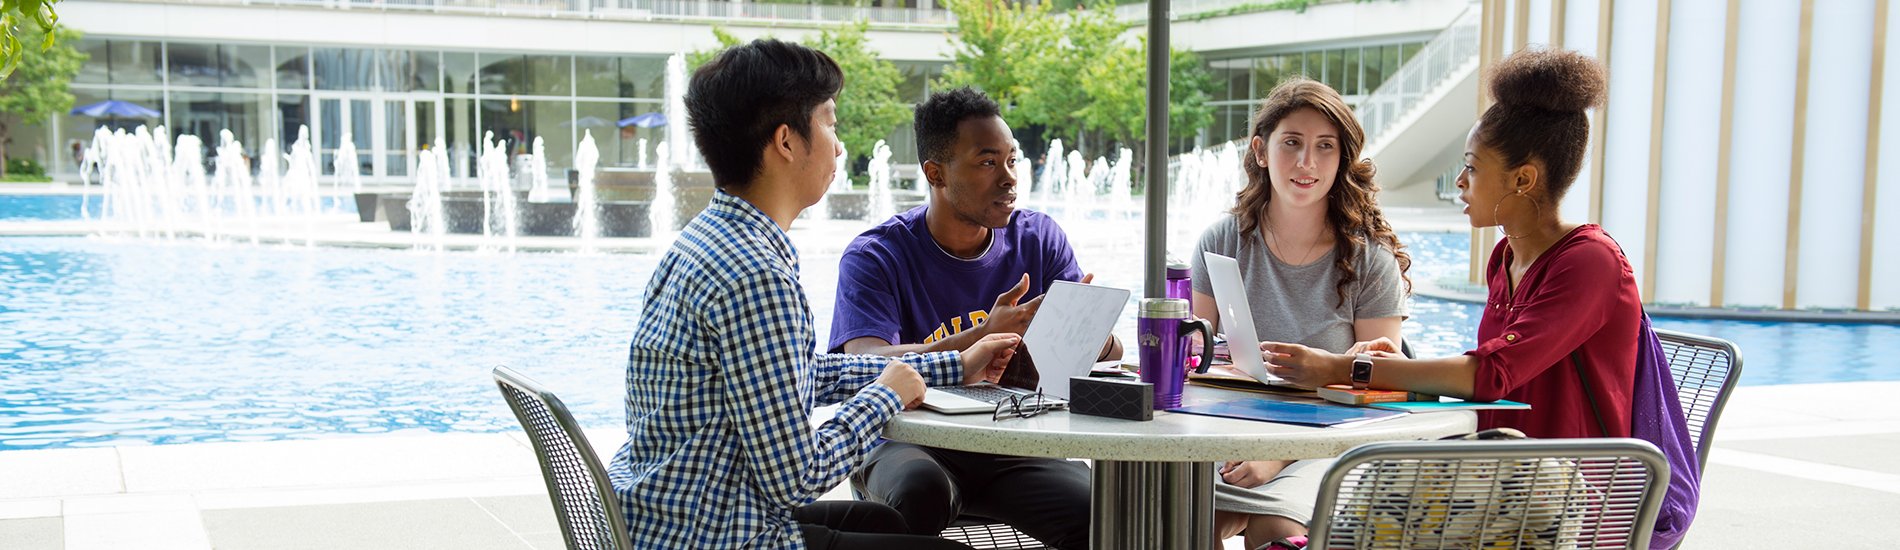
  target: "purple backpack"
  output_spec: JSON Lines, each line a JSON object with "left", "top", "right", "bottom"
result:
{"left": 1574, "top": 314, "right": 1700, "bottom": 549}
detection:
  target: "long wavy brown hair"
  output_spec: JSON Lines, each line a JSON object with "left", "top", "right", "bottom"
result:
{"left": 1233, "top": 78, "right": 1412, "bottom": 306}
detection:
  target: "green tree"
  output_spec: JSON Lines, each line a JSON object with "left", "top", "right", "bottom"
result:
{"left": 1015, "top": 1, "right": 1128, "bottom": 145}
{"left": 1, "top": 0, "right": 60, "bottom": 78}
{"left": 0, "top": 23, "right": 82, "bottom": 178}
{"left": 808, "top": 21, "right": 911, "bottom": 170}
{"left": 686, "top": 23, "right": 908, "bottom": 171}
{"left": 685, "top": 26, "right": 744, "bottom": 73}
{"left": 935, "top": 0, "right": 1055, "bottom": 112}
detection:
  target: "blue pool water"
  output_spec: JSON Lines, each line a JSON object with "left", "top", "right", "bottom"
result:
{"left": 0, "top": 194, "right": 104, "bottom": 221}
{"left": 2, "top": 197, "right": 1896, "bottom": 450}
{"left": 0, "top": 193, "right": 355, "bottom": 222}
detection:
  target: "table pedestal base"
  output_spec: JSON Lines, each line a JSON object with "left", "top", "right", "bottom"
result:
{"left": 1090, "top": 460, "right": 1215, "bottom": 550}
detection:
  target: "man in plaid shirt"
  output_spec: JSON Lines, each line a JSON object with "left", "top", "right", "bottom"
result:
{"left": 605, "top": 39, "right": 1020, "bottom": 550}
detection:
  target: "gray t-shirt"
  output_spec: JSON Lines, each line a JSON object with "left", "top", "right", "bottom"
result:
{"left": 1189, "top": 214, "right": 1407, "bottom": 354}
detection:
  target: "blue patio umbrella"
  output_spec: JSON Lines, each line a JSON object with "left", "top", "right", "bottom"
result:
{"left": 617, "top": 112, "right": 667, "bottom": 128}
{"left": 71, "top": 100, "right": 161, "bottom": 118}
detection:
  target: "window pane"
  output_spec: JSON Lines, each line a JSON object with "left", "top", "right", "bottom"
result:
{"left": 1342, "top": 48, "right": 1360, "bottom": 95}
{"left": 277, "top": 46, "right": 310, "bottom": 90}
{"left": 386, "top": 100, "right": 408, "bottom": 177}
{"left": 170, "top": 92, "right": 268, "bottom": 172}
{"left": 75, "top": 38, "right": 109, "bottom": 84}
{"left": 382, "top": 50, "right": 439, "bottom": 93}
{"left": 621, "top": 56, "right": 665, "bottom": 99}
{"left": 108, "top": 40, "right": 164, "bottom": 85}
{"left": 1302, "top": 51, "right": 1323, "bottom": 82}
{"left": 576, "top": 56, "right": 620, "bottom": 98}
{"left": 114, "top": 89, "right": 165, "bottom": 129}
{"left": 530, "top": 99, "right": 575, "bottom": 175}
{"left": 279, "top": 93, "right": 312, "bottom": 148}
{"left": 577, "top": 101, "right": 635, "bottom": 166}
{"left": 313, "top": 47, "right": 378, "bottom": 91}
{"left": 446, "top": 96, "right": 478, "bottom": 178}
{"left": 63, "top": 89, "right": 111, "bottom": 173}
{"left": 483, "top": 54, "right": 571, "bottom": 96}
{"left": 480, "top": 54, "right": 523, "bottom": 96}
{"left": 168, "top": 42, "right": 227, "bottom": 87}
{"left": 1254, "top": 56, "right": 1293, "bottom": 94}
{"left": 443, "top": 51, "right": 476, "bottom": 95}
{"left": 225, "top": 45, "right": 270, "bottom": 89}
{"left": 1324, "top": 50, "right": 1345, "bottom": 91}
{"left": 530, "top": 55, "right": 571, "bottom": 96}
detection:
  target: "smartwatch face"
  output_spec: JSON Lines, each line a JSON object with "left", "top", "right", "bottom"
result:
{"left": 1352, "top": 359, "right": 1372, "bottom": 384}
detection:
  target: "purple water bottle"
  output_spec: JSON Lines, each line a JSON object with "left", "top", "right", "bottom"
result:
{"left": 1137, "top": 298, "right": 1215, "bottom": 410}
{"left": 1165, "top": 262, "right": 1192, "bottom": 301}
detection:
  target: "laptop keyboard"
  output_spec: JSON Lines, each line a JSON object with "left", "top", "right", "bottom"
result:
{"left": 935, "top": 385, "right": 1023, "bottom": 404}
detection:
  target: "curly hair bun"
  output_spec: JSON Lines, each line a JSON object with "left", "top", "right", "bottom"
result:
{"left": 1488, "top": 47, "right": 1606, "bottom": 113}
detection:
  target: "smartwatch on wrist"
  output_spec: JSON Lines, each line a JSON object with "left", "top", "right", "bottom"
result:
{"left": 1351, "top": 353, "right": 1374, "bottom": 390}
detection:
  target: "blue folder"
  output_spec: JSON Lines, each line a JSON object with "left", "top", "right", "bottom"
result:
{"left": 1170, "top": 398, "right": 1406, "bottom": 427}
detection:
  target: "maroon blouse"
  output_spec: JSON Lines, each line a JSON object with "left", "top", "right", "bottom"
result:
{"left": 1464, "top": 224, "right": 1640, "bottom": 438}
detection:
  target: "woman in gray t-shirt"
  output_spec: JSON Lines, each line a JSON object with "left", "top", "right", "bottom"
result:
{"left": 1188, "top": 78, "right": 1413, "bottom": 550}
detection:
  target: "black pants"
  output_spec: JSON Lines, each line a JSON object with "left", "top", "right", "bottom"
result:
{"left": 850, "top": 442, "right": 1092, "bottom": 550}
{"left": 796, "top": 501, "right": 974, "bottom": 550}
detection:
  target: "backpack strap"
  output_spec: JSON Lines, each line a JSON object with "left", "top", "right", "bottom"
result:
{"left": 1571, "top": 351, "right": 1611, "bottom": 437}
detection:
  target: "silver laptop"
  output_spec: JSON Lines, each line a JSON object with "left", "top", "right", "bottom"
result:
{"left": 1203, "top": 251, "right": 1286, "bottom": 386}
{"left": 922, "top": 280, "right": 1131, "bottom": 414}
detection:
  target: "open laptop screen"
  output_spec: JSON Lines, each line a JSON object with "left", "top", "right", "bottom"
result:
{"left": 1024, "top": 280, "right": 1130, "bottom": 399}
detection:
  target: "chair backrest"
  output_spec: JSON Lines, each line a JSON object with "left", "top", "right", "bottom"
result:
{"left": 1652, "top": 328, "right": 1743, "bottom": 473}
{"left": 492, "top": 366, "right": 633, "bottom": 550}
{"left": 1309, "top": 438, "right": 1671, "bottom": 550}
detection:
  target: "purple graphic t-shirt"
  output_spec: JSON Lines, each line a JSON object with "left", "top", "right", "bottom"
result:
{"left": 828, "top": 205, "right": 1084, "bottom": 352}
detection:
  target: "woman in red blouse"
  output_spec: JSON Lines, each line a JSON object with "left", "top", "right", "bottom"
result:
{"left": 1262, "top": 47, "right": 1639, "bottom": 439}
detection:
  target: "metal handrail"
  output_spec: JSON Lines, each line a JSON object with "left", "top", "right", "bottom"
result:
{"left": 1113, "top": 0, "right": 1351, "bottom": 21}
{"left": 84, "top": 0, "right": 957, "bottom": 28}
{"left": 1356, "top": 0, "right": 1480, "bottom": 146}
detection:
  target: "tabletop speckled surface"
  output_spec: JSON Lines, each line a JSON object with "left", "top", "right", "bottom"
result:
{"left": 884, "top": 385, "right": 1477, "bottom": 462}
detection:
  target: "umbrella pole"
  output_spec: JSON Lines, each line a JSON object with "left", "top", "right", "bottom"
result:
{"left": 1144, "top": 0, "right": 1171, "bottom": 300}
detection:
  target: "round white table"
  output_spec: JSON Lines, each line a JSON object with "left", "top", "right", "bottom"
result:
{"left": 883, "top": 385, "right": 1476, "bottom": 550}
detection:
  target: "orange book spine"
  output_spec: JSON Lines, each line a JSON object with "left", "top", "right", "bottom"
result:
{"left": 1319, "top": 385, "right": 1417, "bottom": 405}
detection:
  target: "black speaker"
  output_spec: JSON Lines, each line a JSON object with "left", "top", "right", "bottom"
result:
{"left": 1068, "top": 376, "right": 1154, "bottom": 421}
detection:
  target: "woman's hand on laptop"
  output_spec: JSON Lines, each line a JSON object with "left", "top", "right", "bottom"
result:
{"left": 1259, "top": 341, "right": 1349, "bottom": 388}
{"left": 875, "top": 361, "right": 928, "bottom": 410}
{"left": 959, "top": 332, "right": 1023, "bottom": 385}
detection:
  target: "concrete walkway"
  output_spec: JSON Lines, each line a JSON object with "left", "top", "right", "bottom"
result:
{"left": 3, "top": 381, "right": 1898, "bottom": 549}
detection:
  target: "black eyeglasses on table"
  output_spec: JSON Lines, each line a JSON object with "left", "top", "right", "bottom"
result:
{"left": 992, "top": 388, "right": 1066, "bottom": 421}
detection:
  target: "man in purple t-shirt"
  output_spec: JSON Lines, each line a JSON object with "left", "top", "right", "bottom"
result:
{"left": 829, "top": 88, "right": 1118, "bottom": 550}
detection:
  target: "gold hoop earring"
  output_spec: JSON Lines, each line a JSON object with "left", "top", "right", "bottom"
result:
{"left": 1492, "top": 192, "right": 1539, "bottom": 239}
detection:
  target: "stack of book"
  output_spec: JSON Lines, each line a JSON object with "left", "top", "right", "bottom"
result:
{"left": 1316, "top": 385, "right": 1530, "bottom": 412}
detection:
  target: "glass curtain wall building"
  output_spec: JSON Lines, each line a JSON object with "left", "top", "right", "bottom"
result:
{"left": 67, "top": 38, "right": 674, "bottom": 183}
{"left": 57, "top": 38, "right": 946, "bottom": 183}
{"left": 1201, "top": 40, "right": 1426, "bottom": 146}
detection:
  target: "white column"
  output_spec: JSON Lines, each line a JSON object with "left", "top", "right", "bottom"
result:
{"left": 1527, "top": 0, "right": 1553, "bottom": 46}
{"left": 1720, "top": 1, "right": 1801, "bottom": 308}
{"left": 1600, "top": 0, "right": 1662, "bottom": 287}
{"left": 1797, "top": 0, "right": 1876, "bottom": 309}
{"left": 1653, "top": 0, "right": 1726, "bottom": 306}
{"left": 1561, "top": 0, "right": 1602, "bottom": 224}
{"left": 1877, "top": 0, "right": 1900, "bottom": 310}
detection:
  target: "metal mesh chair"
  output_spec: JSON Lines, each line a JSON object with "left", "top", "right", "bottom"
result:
{"left": 938, "top": 516, "right": 1048, "bottom": 549}
{"left": 1653, "top": 329, "right": 1743, "bottom": 473}
{"left": 1309, "top": 438, "right": 1670, "bottom": 550}
{"left": 493, "top": 366, "right": 633, "bottom": 550}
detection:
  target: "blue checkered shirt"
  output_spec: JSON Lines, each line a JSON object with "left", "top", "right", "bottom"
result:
{"left": 607, "top": 190, "right": 962, "bottom": 549}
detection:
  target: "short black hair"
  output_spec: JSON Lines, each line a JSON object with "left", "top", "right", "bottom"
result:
{"left": 913, "top": 87, "right": 1002, "bottom": 164}
{"left": 686, "top": 39, "right": 844, "bottom": 190}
